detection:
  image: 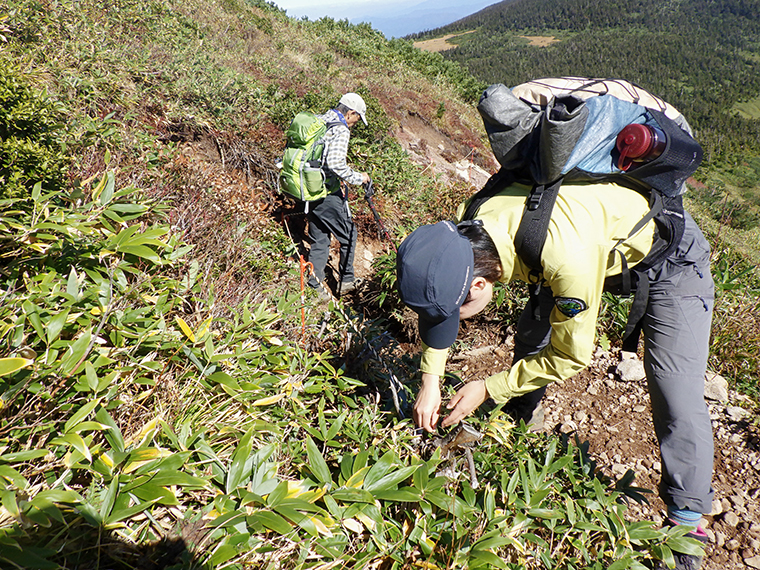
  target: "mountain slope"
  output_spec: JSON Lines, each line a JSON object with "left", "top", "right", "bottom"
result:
{"left": 1, "top": 0, "right": 758, "bottom": 568}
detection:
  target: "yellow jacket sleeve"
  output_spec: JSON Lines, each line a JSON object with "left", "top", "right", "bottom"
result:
{"left": 420, "top": 342, "right": 449, "bottom": 377}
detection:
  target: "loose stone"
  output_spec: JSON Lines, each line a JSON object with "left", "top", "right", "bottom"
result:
{"left": 723, "top": 512, "right": 740, "bottom": 527}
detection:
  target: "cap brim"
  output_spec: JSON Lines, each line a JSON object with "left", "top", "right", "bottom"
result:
{"left": 419, "top": 310, "right": 461, "bottom": 350}
{"left": 359, "top": 114, "right": 367, "bottom": 126}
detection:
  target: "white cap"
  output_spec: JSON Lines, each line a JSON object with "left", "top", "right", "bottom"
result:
{"left": 339, "top": 92, "right": 367, "bottom": 125}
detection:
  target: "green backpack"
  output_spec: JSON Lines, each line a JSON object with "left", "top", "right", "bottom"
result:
{"left": 279, "top": 112, "right": 341, "bottom": 203}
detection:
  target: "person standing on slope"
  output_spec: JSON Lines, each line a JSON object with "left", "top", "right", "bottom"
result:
{"left": 396, "top": 180, "right": 714, "bottom": 569}
{"left": 307, "top": 93, "right": 371, "bottom": 296}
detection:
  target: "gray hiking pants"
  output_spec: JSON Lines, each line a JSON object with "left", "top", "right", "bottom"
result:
{"left": 512, "top": 211, "right": 715, "bottom": 513}
{"left": 307, "top": 191, "right": 356, "bottom": 288}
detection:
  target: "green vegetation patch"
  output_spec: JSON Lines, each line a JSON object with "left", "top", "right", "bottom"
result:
{"left": 0, "top": 61, "right": 69, "bottom": 200}
{"left": 733, "top": 95, "right": 760, "bottom": 119}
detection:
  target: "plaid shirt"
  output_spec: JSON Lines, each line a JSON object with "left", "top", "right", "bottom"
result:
{"left": 318, "top": 110, "right": 363, "bottom": 187}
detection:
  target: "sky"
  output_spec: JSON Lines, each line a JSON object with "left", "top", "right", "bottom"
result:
{"left": 272, "top": 1, "right": 407, "bottom": 22}
{"left": 272, "top": 0, "right": 496, "bottom": 38}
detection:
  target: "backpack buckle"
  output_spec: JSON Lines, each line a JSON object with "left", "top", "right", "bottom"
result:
{"left": 526, "top": 185, "right": 545, "bottom": 211}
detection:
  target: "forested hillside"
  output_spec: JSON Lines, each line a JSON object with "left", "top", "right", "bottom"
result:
{"left": 414, "top": 0, "right": 760, "bottom": 165}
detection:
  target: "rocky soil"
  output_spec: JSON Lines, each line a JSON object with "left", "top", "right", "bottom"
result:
{"left": 446, "top": 328, "right": 760, "bottom": 570}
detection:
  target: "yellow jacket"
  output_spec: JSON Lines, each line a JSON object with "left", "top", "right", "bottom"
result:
{"left": 420, "top": 181, "right": 655, "bottom": 402}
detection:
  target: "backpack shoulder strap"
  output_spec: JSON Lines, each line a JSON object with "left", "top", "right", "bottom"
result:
{"left": 513, "top": 178, "right": 563, "bottom": 273}
{"left": 461, "top": 170, "right": 562, "bottom": 278}
{"left": 315, "top": 120, "right": 346, "bottom": 167}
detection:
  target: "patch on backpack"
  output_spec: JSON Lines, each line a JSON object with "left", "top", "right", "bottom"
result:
{"left": 554, "top": 297, "right": 588, "bottom": 318}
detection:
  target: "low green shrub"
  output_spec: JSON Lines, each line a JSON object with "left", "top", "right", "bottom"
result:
{"left": 0, "top": 61, "right": 69, "bottom": 200}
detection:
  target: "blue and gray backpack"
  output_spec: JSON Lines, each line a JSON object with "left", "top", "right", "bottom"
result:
{"left": 461, "top": 77, "right": 704, "bottom": 350}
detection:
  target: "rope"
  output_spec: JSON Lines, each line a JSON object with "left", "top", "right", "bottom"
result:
{"left": 299, "top": 255, "right": 314, "bottom": 344}
{"left": 311, "top": 271, "right": 407, "bottom": 419}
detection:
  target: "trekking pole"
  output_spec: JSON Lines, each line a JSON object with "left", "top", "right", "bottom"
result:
{"left": 363, "top": 179, "right": 397, "bottom": 252}
{"left": 281, "top": 186, "right": 407, "bottom": 418}
{"left": 337, "top": 181, "right": 356, "bottom": 297}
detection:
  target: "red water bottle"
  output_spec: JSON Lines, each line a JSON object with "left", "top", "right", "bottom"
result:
{"left": 616, "top": 123, "right": 667, "bottom": 171}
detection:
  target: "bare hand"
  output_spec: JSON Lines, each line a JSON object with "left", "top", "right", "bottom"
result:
{"left": 360, "top": 172, "right": 370, "bottom": 185}
{"left": 414, "top": 374, "right": 441, "bottom": 432}
{"left": 441, "top": 380, "right": 488, "bottom": 428}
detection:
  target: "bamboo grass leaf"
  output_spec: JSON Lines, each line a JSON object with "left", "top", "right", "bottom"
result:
{"left": 325, "top": 411, "right": 346, "bottom": 442}
{"left": 176, "top": 316, "right": 196, "bottom": 342}
{"left": 50, "top": 433, "right": 92, "bottom": 462}
{"left": 363, "top": 451, "right": 395, "bottom": 490}
{"left": 66, "top": 268, "right": 80, "bottom": 300}
{"left": 364, "top": 464, "right": 418, "bottom": 492}
{"left": 226, "top": 427, "right": 254, "bottom": 493}
{"left": 60, "top": 329, "right": 92, "bottom": 375}
{"left": 1, "top": 489, "right": 20, "bottom": 517}
{"left": 344, "top": 466, "right": 370, "bottom": 489}
{"left": 0, "top": 450, "right": 48, "bottom": 463}
{"left": 46, "top": 310, "right": 69, "bottom": 345}
{"left": 251, "top": 393, "right": 286, "bottom": 406}
{"left": 99, "top": 476, "right": 119, "bottom": 520}
{"left": 64, "top": 398, "right": 101, "bottom": 433}
{"left": 0, "top": 357, "right": 34, "bottom": 377}
{"left": 469, "top": 550, "right": 508, "bottom": 569}
{"left": 99, "top": 171, "right": 115, "bottom": 205}
{"left": 129, "top": 483, "right": 178, "bottom": 505}
{"left": 118, "top": 244, "right": 161, "bottom": 262}
{"left": 305, "top": 436, "right": 332, "bottom": 487}
{"left": 249, "top": 510, "right": 293, "bottom": 534}
{"left": 667, "top": 535, "right": 706, "bottom": 556}
{"left": 372, "top": 487, "right": 421, "bottom": 502}
{"left": 274, "top": 505, "right": 320, "bottom": 537}
{"left": 104, "top": 497, "right": 160, "bottom": 526}
{"left": 0, "top": 465, "right": 27, "bottom": 489}
{"left": 95, "top": 408, "right": 125, "bottom": 453}
{"left": 331, "top": 488, "right": 375, "bottom": 504}
{"left": 652, "top": 544, "right": 675, "bottom": 568}
{"left": 425, "top": 490, "right": 466, "bottom": 517}
{"left": 123, "top": 448, "right": 169, "bottom": 473}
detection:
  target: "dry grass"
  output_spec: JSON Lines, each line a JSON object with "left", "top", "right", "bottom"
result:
{"left": 413, "top": 30, "right": 477, "bottom": 53}
{"left": 518, "top": 35, "right": 561, "bottom": 47}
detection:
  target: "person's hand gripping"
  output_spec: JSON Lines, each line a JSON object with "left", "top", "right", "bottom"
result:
{"left": 441, "top": 379, "right": 489, "bottom": 428}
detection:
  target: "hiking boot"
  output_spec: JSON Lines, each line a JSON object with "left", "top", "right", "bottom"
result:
{"left": 657, "top": 520, "right": 708, "bottom": 570}
{"left": 317, "top": 288, "right": 331, "bottom": 302}
{"left": 504, "top": 401, "right": 545, "bottom": 432}
{"left": 339, "top": 278, "right": 362, "bottom": 294}
{"left": 525, "top": 403, "right": 545, "bottom": 432}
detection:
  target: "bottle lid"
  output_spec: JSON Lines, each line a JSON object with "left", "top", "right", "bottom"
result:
{"left": 616, "top": 124, "right": 654, "bottom": 171}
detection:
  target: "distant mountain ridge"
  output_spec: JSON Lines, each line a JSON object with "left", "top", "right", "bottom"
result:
{"left": 350, "top": 0, "right": 498, "bottom": 38}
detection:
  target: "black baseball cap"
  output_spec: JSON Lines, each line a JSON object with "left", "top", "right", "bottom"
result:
{"left": 396, "top": 221, "right": 474, "bottom": 349}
